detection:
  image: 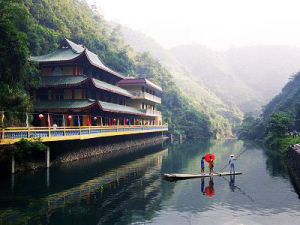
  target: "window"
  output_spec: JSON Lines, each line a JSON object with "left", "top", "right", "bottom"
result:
{"left": 54, "top": 90, "right": 64, "bottom": 101}
{"left": 52, "top": 66, "right": 62, "bottom": 76}
{"left": 36, "top": 89, "right": 48, "bottom": 101}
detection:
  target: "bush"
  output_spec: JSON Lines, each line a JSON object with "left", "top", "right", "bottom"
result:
{"left": 265, "top": 111, "right": 293, "bottom": 137}
{"left": 12, "top": 139, "right": 47, "bottom": 160}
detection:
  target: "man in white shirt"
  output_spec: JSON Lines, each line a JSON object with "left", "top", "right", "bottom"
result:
{"left": 229, "top": 154, "right": 236, "bottom": 174}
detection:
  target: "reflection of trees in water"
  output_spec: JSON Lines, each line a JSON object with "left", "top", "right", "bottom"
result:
{"left": 3, "top": 140, "right": 293, "bottom": 225}
{"left": 0, "top": 148, "right": 169, "bottom": 225}
{"left": 265, "top": 150, "right": 288, "bottom": 178}
{"left": 161, "top": 141, "right": 212, "bottom": 173}
{"left": 243, "top": 140, "right": 288, "bottom": 178}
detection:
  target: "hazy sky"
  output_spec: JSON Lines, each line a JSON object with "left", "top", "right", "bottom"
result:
{"left": 90, "top": 0, "right": 300, "bottom": 50}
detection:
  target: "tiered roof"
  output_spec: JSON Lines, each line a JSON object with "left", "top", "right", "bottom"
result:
{"left": 30, "top": 38, "right": 124, "bottom": 79}
{"left": 41, "top": 76, "right": 133, "bottom": 98}
{"left": 117, "top": 78, "right": 163, "bottom": 92}
{"left": 31, "top": 39, "right": 163, "bottom": 117}
{"left": 34, "top": 99, "right": 144, "bottom": 115}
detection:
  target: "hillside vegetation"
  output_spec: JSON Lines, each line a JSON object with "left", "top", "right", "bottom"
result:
{"left": 170, "top": 45, "right": 300, "bottom": 114}
{"left": 120, "top": 26, "right": 241, "bottom": 136}
{"left": 121, "top": 27, "right": 300, "bottom": 124}
{"left": 238, "top": 71, "right": 300, "bottom": 153}
{"left": 0, "top": 0, "right": 217, "bottom": 139}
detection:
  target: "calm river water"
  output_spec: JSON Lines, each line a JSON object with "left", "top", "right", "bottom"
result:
{"left": 1, "top": 140, "right": 300, "bottom": 225}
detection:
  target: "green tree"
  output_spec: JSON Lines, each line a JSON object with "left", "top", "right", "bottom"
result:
{"left": 237, "top": 114, "right": 265, "bottom": 140}
{"left": 265, "top": 112, "right": 293, "bottom": 137}
{"left": 0, "top": 0, "right": 215, "bottom": 139}
{"left": 0, "top": 0, "right": 39, "bottom": 126}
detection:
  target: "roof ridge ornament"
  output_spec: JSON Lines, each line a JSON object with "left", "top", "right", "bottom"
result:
{"left": 60, "top": 38, "right": 85, "bottom": 54}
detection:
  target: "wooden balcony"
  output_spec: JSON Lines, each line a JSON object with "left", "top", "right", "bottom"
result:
{"left": 141, "top": 109, "right": 162, "bottom": 116}
{"left": 0, "top": 125, "right": 168, "bottom": 145}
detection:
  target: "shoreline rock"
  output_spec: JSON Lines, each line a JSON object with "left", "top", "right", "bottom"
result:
{"left": 287, "top": 144, "right": 300, "bottom": 193}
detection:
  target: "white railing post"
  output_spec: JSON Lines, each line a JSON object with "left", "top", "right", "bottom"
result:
{"left": 46, "top": 147, "right": 50, "bottom": 168}
{"left": 11, "top": 155, "right": 15, "bottom": 174}
{"left": 1, "top": 128, "right": 4, "bottom": 142}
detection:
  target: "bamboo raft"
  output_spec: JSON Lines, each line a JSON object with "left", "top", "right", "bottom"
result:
{"left": 163, "top": 172, "right": 242, "bottom": 180}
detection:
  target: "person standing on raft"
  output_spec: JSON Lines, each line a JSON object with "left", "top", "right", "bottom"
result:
{"left": 229, "top": 154, "right": 236, "bottom": 174}
{"left": 208, "top": 156, "right": 214, "bottom": 174}
{"left": 201, "top": 157, "right": 205, "bottom": 174}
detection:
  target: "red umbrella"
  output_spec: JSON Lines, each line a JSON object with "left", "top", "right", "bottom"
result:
{"left": 204, "top": 153, "right": 215, "bottom": 163}
{"left": 205, "top": 186, "right": 215, "bottom": 197}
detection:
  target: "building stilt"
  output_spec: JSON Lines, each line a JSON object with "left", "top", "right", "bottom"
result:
{"left": 46, "top": 147, "right": 50, "bottom": 168}
{"left": 11, "top": 155, "right": 15, "bottom": 174}
{"left": 170, "top": 134, "right": 173, "bottom": 143}
{"left": 179, "top": 134, "right": 183, "bottom": 143}
{"left": 46, "top": 168, "right": 50, "bottom": 187}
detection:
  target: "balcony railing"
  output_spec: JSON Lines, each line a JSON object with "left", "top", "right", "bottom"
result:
{"left": 0, "top": 125, "right": 168, "bottom": 145}
{"left": 141, "top": 109, "right": 162, "bottom": 116}
{"left": 131, "top": 92, "right": 161, "bottom": 104}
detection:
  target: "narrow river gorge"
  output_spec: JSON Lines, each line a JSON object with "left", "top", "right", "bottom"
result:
{"left": 1, "top": 140, "right": 300, "bottom": 225}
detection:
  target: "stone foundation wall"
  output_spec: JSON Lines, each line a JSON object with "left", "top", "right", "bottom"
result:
{"left": 51, "top": 136, "right": 167, "bottom": 165}
{"left": 0, "top": 133, "right": 168, "bottom": 175}
{"left": 287, "top": 144, "right": 300, "bottom": 192}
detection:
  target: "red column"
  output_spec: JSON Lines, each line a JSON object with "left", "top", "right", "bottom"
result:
{"left": 87, "top": 112, "right": 91, "bottom": 126}
{"left": 47, "top": 113, "right": 51, "bottom": 127}
{"left": 67, "top": 116, "right": 70, "bottom": 126}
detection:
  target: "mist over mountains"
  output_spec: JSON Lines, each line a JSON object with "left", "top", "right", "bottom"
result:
{"left": 120, "top": 26, "right": 243, "bottom": 127}
{"left": 120, "top": 26, "right": 300, "bottom": 117}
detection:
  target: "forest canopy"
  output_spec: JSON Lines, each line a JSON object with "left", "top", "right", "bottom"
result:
{"left": 0, "top": 0, "right": 216, "bottom": 139}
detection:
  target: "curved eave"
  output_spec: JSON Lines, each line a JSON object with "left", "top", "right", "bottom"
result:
{"left": 30, "top": 52, "right": 83, "bottom": 65}
{"left": 39, "top": 76, "right": 133, "bottom": 98}
{"left": 117, "top": 79, "right": 163, "bottom": 93}
{"left": 90, "top": 78, "right": 133, "bottom": 98}
{"left": 34, "top": 102, "right": 97, "bottom": 112}
{"left": 31, "top": 50, "right": 124, "bottom": 80}
{"left": 83, "top": 50, "right": 125, "bottom": 79}
{"left": 96, "top": 102, "right": 145, "bottom": 116}
{"left": 34, "top": 100, "right": 145, "bottom": 116}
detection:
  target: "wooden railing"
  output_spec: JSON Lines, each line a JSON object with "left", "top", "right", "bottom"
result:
{"left": 0, "top": 125, "right": 168, "bottom": 145}
{"left": 141, "top": 109, "right": 162, "bottom": 116}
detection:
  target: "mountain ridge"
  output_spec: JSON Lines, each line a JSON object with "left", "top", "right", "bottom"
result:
{"left": 120, "top": 25, "right": 243, "bottom": 129}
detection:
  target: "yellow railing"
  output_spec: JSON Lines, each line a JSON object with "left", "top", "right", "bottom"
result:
{"left": 0, "top": 124, "right": 168, "bottom": 145}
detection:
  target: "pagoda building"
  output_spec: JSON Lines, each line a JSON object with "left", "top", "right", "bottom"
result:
{"left": 30, "top": 39, "right": 163, "bottom": 127}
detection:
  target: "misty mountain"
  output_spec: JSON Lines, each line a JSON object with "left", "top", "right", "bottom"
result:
{"left": 120, "top": 26, "right": 243, "bottom": 127}
{"left": 170, "top": 45, "right": 261, "bottom": 113}
{"left": 171, "top": 45, "right": 300, "bottom": 114}
{"left": 225, "top": 46, "right": 300, "bottom": 102}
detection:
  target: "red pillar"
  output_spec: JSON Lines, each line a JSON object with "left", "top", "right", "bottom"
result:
{"left": 87, "top": 112, "right": 91, "bottom": 126}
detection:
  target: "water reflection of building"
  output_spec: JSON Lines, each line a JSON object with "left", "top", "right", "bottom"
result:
{"left": 0, "top": 148, "right": 168, "bottom": 225}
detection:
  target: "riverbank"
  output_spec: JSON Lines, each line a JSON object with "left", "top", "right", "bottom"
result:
{"left": 266, "top": 136, "right": 300, "bottom": 153}
{"left": 287, "top": 144, "right": 300, "bottom": 193}
{"left": 0, "top": 133, "right": 168, "bottom": 175}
